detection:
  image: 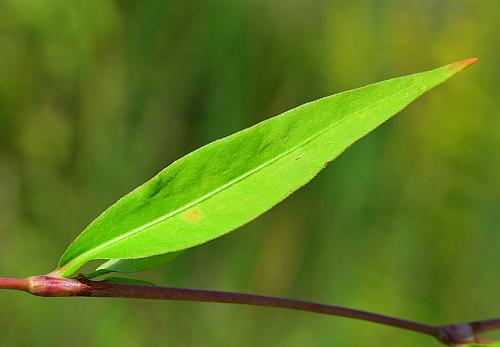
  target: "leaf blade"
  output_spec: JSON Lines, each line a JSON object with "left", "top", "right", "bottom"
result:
{"left": 55, "top": 59, "right": 478, "bottom": 277}
{"left": 99, "top": 277, "right": 157, "bottom": 286}
{"left": 85, "top": 252, "right": 180, "bottom": 279}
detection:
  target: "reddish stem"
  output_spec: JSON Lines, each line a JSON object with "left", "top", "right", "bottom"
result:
{"left": 0, "top": 276, "right": 498, "bottom": 345}
{"left": 0, "top": 277, "right": 30, "bottom": 291}
{"left": 89, "top": 280, "right": 439, "bottom": 337}
{"left": 470, "top": 318, "right": 500, "bottom": 335}
{"left": 0, "top": 276, "right": 438, "bottom": 336}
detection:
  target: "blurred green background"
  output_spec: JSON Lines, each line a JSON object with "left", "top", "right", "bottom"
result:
{"left": 0, "top": 1, "right": 498, "bottom": 346}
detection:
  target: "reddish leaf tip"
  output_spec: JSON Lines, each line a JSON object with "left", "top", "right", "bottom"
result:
{"left": 448, "top": 57, "right": 479, "bottom": 72}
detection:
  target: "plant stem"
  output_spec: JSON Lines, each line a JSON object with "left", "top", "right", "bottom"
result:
{"left": 0, "top": 276, "right": 498, "bottom": 345}
{"left": 0, "top": 276, "right": 436, "bottom": 336}
{"left": 90, "top": 279, "right": 439, "bottom": 337}
{"left": 470, "top": 318, "right": 500, "bottom": 335}
{"left": 0, "top": 277, "right": 29, "bottom": 291}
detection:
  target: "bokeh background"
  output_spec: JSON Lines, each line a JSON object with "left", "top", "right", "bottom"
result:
{"left": 0, "top": 1, "right": 498, "bottom": 346}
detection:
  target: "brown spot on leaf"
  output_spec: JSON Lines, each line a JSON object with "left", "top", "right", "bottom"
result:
{"left": 184, "top": 210, "right": 201, "bottom": 221}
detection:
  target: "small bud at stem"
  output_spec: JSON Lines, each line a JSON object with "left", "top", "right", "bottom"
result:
{"left": 1, "top": 275, "right": 498, "bottom": 345}
{"left": 27, "top": 276, "right": 91, "bottom": 297}
{"left": 438, "top": 323, "right": 476, "bottom": 345}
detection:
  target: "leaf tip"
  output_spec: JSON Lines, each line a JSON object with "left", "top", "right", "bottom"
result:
{"left": 448, "top": 57, "right": 479, "bottom": 72}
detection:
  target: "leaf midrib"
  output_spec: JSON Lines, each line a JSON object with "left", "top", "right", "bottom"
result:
{"left": 66, "top": 81, "right": 414, "bottom": 266}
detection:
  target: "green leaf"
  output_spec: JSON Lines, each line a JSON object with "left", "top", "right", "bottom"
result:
{"left": 85, "top": 252, "right": 181, "bottom": 279}
{"left": 100, "top": 277, "right": 157, "bottom": 286}
{"left": 53, "top": 58, "right": 478, "bottom": 277}
{"left": 467, "top": 343, "right": 500, "bottom": 346}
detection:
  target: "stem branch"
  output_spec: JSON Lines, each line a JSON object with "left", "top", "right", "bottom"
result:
{"left": 1, "top": 276, "right": 498, "bottom": 345}
{"left": 90, "top": 280, "right": 439, "bottom": 337}
{"left": 470, "top": 318, "right": 500, "bottom": 335}
{"left": 0, "top": 277, "right": 29, "bottom": 291}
